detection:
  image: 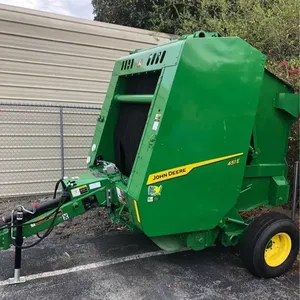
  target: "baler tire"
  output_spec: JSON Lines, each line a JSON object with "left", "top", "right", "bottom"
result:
{"left": 240, "top": 212, "right": 299, "bottom": 278}
{"left": 240, "top": 212, "right": 286, "bottom": 275}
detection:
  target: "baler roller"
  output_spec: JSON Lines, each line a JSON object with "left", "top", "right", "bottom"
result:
{"left": 114, "top": 94, "right": 153, "bottom": 103}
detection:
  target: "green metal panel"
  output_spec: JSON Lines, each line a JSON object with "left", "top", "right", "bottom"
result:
{"left": 135, "top": 37, "right": 265, "bottom": 237}
{"left": 236, "top": 71, "right": 299, "bottom": 211}
{"left": 275, "top": 93, "right": 300, "bottom": 119}
{"left": 237, "top": 178, "right": 270, "bottom": 211}
{"left": 250, "top": 71, "right": 295, "bottom": 165}
{"left": 268, "top": 176, "right": 290, "bottom": 206}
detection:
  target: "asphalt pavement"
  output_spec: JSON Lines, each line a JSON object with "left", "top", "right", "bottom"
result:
{"left": 0, "top": 230, "right": 299, "bottom": 300}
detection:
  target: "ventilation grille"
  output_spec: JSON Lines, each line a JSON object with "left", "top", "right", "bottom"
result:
{"left": 146, "top": 50, "right": 166, "bottom": 66}
{"left": 120, "top": 50, "right": 166, "bottom": 71}
{"left": 121, "top": 59, "right": 134, "bottom": 71}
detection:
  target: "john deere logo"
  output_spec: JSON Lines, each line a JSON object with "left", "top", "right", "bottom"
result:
{"left": 137, "top": 59, "right": 143, "bottom": 68}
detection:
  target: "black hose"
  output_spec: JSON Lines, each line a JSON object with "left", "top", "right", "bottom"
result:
{"left": 1, "top": 179, "right": 65, "bottom": 225}
{"left": 0, "top": 179, "right": 68, "bottom": 245}
{"left": 2, "top": 196, "right": 64, "bottom": 225}
{"left": 12, "top": 192, "right": 67, "bottom": 249}
{"left": 53, "top": 179, "right": 63, "bottom": 199}
{"left": 11, "top": 179, "right": 68, "bottom": 249}
{"left": 0, "top": 196, "right": 65, "bottom": 232}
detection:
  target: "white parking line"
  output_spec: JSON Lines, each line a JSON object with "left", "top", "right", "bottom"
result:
{"left": 0, "top": 249, "right": 187, "bottom": 286}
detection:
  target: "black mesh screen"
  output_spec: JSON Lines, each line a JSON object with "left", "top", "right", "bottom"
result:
{"left": 114, "top": 103, "right": 151, "bottom": 177}
{"left": 123, "top": 71, "right": 161, "bottom": 95}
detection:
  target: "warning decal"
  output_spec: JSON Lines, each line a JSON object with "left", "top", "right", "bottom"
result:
{"left": 71, "top": 185, "right": 88, "bottom": 198}
{"left": 147, "top": 185, "right": 162, "bottom": 202}
{"left": 152, "top": 114, "right": 161, "bottom": 131}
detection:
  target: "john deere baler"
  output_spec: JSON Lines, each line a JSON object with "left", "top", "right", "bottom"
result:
{"left": 1, "top": 31, "right": 299, "bottom": 279}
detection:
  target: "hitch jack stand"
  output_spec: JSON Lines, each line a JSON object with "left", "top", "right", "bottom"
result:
{"left": 8, "top": 208, "right": 25, "bottom": 284}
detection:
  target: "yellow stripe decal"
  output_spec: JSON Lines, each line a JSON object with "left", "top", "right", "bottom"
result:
{"left": 146, "top": 152, "right": 243, "bottom": 185}
{"left": 134, "top": 200, "right": 141, "bottom": 223}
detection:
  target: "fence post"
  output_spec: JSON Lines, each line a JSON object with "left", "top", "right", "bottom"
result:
{"left": 59, "top": 107, "right": 65, "bottom": 179}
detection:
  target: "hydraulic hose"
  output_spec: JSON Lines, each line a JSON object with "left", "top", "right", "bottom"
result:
{"left": 1, "top": 179, "right": 66, "bottom": 225}
{"left": 1, "top": 196, "right": 65, "bottom": 225}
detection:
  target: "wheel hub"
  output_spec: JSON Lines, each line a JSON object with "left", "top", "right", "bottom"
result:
{"left": 264, "top": 232, "right": 292, "bottom": 267}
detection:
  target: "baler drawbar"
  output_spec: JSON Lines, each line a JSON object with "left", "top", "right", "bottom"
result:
{"left": 0, "top": 31, "right": 299, "bottom": 282}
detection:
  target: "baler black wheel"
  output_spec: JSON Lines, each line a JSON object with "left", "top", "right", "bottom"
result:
{"left": 240, "top": 212, "right": 299, "bottom": 278}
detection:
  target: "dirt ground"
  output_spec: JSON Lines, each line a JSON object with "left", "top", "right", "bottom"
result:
{"left": 0, "top": 194, "right": 123, "bottom": 239}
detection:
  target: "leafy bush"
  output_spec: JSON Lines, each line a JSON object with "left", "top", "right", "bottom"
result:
{"left": 93, "top": 0, "right": 299, "bottom": 88}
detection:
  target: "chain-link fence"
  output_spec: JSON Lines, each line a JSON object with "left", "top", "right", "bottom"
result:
{"left": 0, "top": 102, "right": 100, "bottom": 198}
